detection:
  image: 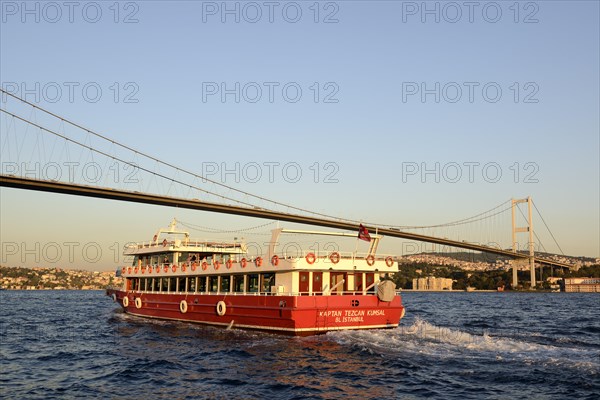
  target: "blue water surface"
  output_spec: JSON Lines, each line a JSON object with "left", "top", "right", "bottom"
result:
{"left": 1, "top": 291, "right": 598, "bottom": 399}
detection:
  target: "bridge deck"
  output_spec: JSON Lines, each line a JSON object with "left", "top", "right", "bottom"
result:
{"left": 0, "top": 175, "right": 572, "bottom": 270}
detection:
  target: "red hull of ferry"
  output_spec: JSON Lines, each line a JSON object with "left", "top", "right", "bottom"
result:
{"left": 106, "top": 289, "right": 404, "bottom": 336}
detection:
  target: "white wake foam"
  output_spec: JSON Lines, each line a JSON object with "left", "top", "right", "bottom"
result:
{"left": 328, "top": 317, "right": 600, "bottom": 372}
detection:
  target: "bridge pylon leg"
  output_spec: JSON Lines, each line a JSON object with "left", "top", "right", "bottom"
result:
{"left": 512, "top": 197, "right": 536, "bottom": 289}
{"left": 530, "top": 257, "right": 536, "bottom": 288}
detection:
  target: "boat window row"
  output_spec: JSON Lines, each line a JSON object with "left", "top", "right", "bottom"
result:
{"left": 133, "top": 252, "right": 236, "bottom": 266}
{"left": 127, "top": 273, "right": 275, "bottom": 294}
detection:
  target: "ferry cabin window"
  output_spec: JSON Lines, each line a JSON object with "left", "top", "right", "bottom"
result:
{"left": 177, "top": 277, "right": 186, "bottom": 292}
{"left": 198, "top": 276, "right": 207, "bottom": 293}
{"left": 208, "top": 276, "right": 219, "bottom": 293}
{"left": 168, "top": 278, "right": 176, "bottom": 292}
{"left": 233, "top": 275, "right": 244, "bottom": 293}
{"left": 131, "top": 278, "right": 139, "bottom": 291}
{"left": 247, "top": 274, "right": 259, "bottom": 293}
{"left": 220, "top": 276, "right": 231, "bottom": 293}
{"left": 151, "top": 253, "right": 173, "bottom": 265}
{"left": 135, "top": 256, "right": 149, "bottom": 267}
{"left": 149, "top": 278, "right": 156, "bottom": 292}
{"left": 261, "top": 273, "right": 275, "bottom": 293}
{"left": 189, "top": 277, "right": 197, "bottom": 293}
{"left": 161, "top": 278, "right": 169, "bottom": 292}
{"left": 365, "top": 273, "right": 375, "bottom": 294}
{"left": 180, "top": 253, "right": 200, "bottom": 263}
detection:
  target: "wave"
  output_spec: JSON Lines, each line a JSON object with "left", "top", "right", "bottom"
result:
{"left": 328, "top": 317, "right": 600, "bottom": 372}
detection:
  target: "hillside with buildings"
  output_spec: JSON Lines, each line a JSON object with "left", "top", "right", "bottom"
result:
{"left": 400, "top": 252, "right": 599, "bottom": 272}
{"left": 394, "top": 256, "right": 600, "bottom": 291}
{"left": 0, "top": 266, "right": 122, "bottom": 290}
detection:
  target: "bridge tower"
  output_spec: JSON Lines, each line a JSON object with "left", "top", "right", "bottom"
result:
{"left": 511, "top": 197, "right": 535, "bottom": 288}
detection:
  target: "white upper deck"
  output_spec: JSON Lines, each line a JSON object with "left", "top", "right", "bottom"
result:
{"left": 121, "top": 220, "right": 399, "bottom": 276}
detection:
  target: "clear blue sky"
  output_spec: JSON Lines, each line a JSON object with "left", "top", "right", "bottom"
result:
{"left": 1, "top": 1, "right": 598, "bottom": 269}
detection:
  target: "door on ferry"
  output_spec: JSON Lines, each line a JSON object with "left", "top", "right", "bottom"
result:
{"left": 312, "top": 272, "right": 323, "bottom": 294}
{"left": 330, "top": 272, "right": 347, "bottom": 294}
{"left": 365, "top": 273, "right": 375, "bottom": 293}
{"left": 299, "top": 272, "right": 309, "bottom": 294}
{"left": 355, "top": 273, "right": 363, "bottom": 292}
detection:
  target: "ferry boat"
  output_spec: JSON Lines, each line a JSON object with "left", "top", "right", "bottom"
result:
{"left": 107, "top": 220, "right": 405, "bottom": 335}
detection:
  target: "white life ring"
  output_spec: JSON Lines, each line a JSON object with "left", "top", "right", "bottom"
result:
{"left": 122, "top": 296, "right": 129, "bottom": 307}
{"left": 180, "top": 300, "right": 188, "bottom": 314}
{"left": 111, "top": 293, "right": 117, "bottom": 303}
{"left": 135, "top": 297, "right": 142, "bottom": 309}
{"left": 216, "top": 301, "right": 227, "bottom": 316}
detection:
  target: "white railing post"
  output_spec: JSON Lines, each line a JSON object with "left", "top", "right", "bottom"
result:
{"left": 363, "top": 281, "right": 376, "bottom": 296}
{"left": 328, "top": 279, "right": 345, "bottom": 296}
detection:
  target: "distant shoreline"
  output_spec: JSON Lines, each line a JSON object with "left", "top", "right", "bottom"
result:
{"left": 0, "top": 288, "right": 106, "bottom": 291}
{"left": 402, "top": 289, "right": 497, "bottom": 292}
{"left": 399, "top": 289, "right": 576, "bottom": 293}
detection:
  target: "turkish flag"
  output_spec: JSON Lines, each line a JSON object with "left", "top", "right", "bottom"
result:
{"left": 358, "top": 224, "right": 371, "bottom": 242}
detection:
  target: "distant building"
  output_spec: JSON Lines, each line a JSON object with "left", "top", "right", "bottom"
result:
{"left": 546, "top": 277, "right": 562, "bottom": 292}
{"left": 563, "top": 278, "right": 600, "bottom": 293}
{"left": 413, "top": 277, "right": 453, "bottom": 291}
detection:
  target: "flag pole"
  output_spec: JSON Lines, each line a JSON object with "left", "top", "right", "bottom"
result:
{"left": 354, "top": 223, "right": 361, "bottom": 258}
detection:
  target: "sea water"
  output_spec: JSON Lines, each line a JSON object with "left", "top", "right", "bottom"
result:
{"left": 1, "top": 291, "right": 598, "bottom": 399}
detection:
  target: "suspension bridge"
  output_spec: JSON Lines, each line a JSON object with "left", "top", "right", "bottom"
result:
{"left": 0, "top": 89, "right": 573, "bottom": 288}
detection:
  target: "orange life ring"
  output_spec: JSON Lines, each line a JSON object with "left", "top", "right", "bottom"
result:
{"left": 134, "top": 267, "right": 139, "bottom": 274}
{"left": 162, "top": 239, "right": 168, "bottom": 247}
{"left": 181, "top": 264, "right": 187, "bottom": 272}
{"left": 121, "top": 267, "right": 126, "bottom": 274}
{"left": 141, "top": 267, "right": 145, "bottom": 274}
{"left": 147, "top": 265, "right": 152, "bottom": 274}
{"left": 156, "top": 265, "right": 160, "bottom": 273}
{"left": 172, "top": 265, "right": 177, "bottom": 273}
{"left": 366, "top": 255, "right": 375, "bottom": 266}
{"left": 271, "top": 255, "right": 279, "bottom": 266}
{"left": 305, "top": 253, "right": 316, "bottom": 265}
{"left": 214, "top": 261, "right": 221, "bottom": 270}
{"left": 329, "top": 252, "right": 340, "bottom": 264}
{"left": 385, "top": 256, "right": 394, "bottom": 267}
{"left": 202, "top": 262, "right": 208, "bottom": 271}
{"left": 255, "top": 257, "right": 263, "bottom": 267}
{"left": 163, "top": 265, "right": 169, "bottom": 273}
{"left": 226, "top": 259, "right": 233, "bottom": 269}
{"left": 191, "top": 263, "right": 198, "bottom": 271}
{"left": 127, "top": 267, "right": 132, "bottom": 274}
{"left": 241, "top": 258, "right": 247, "bottom": 268}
